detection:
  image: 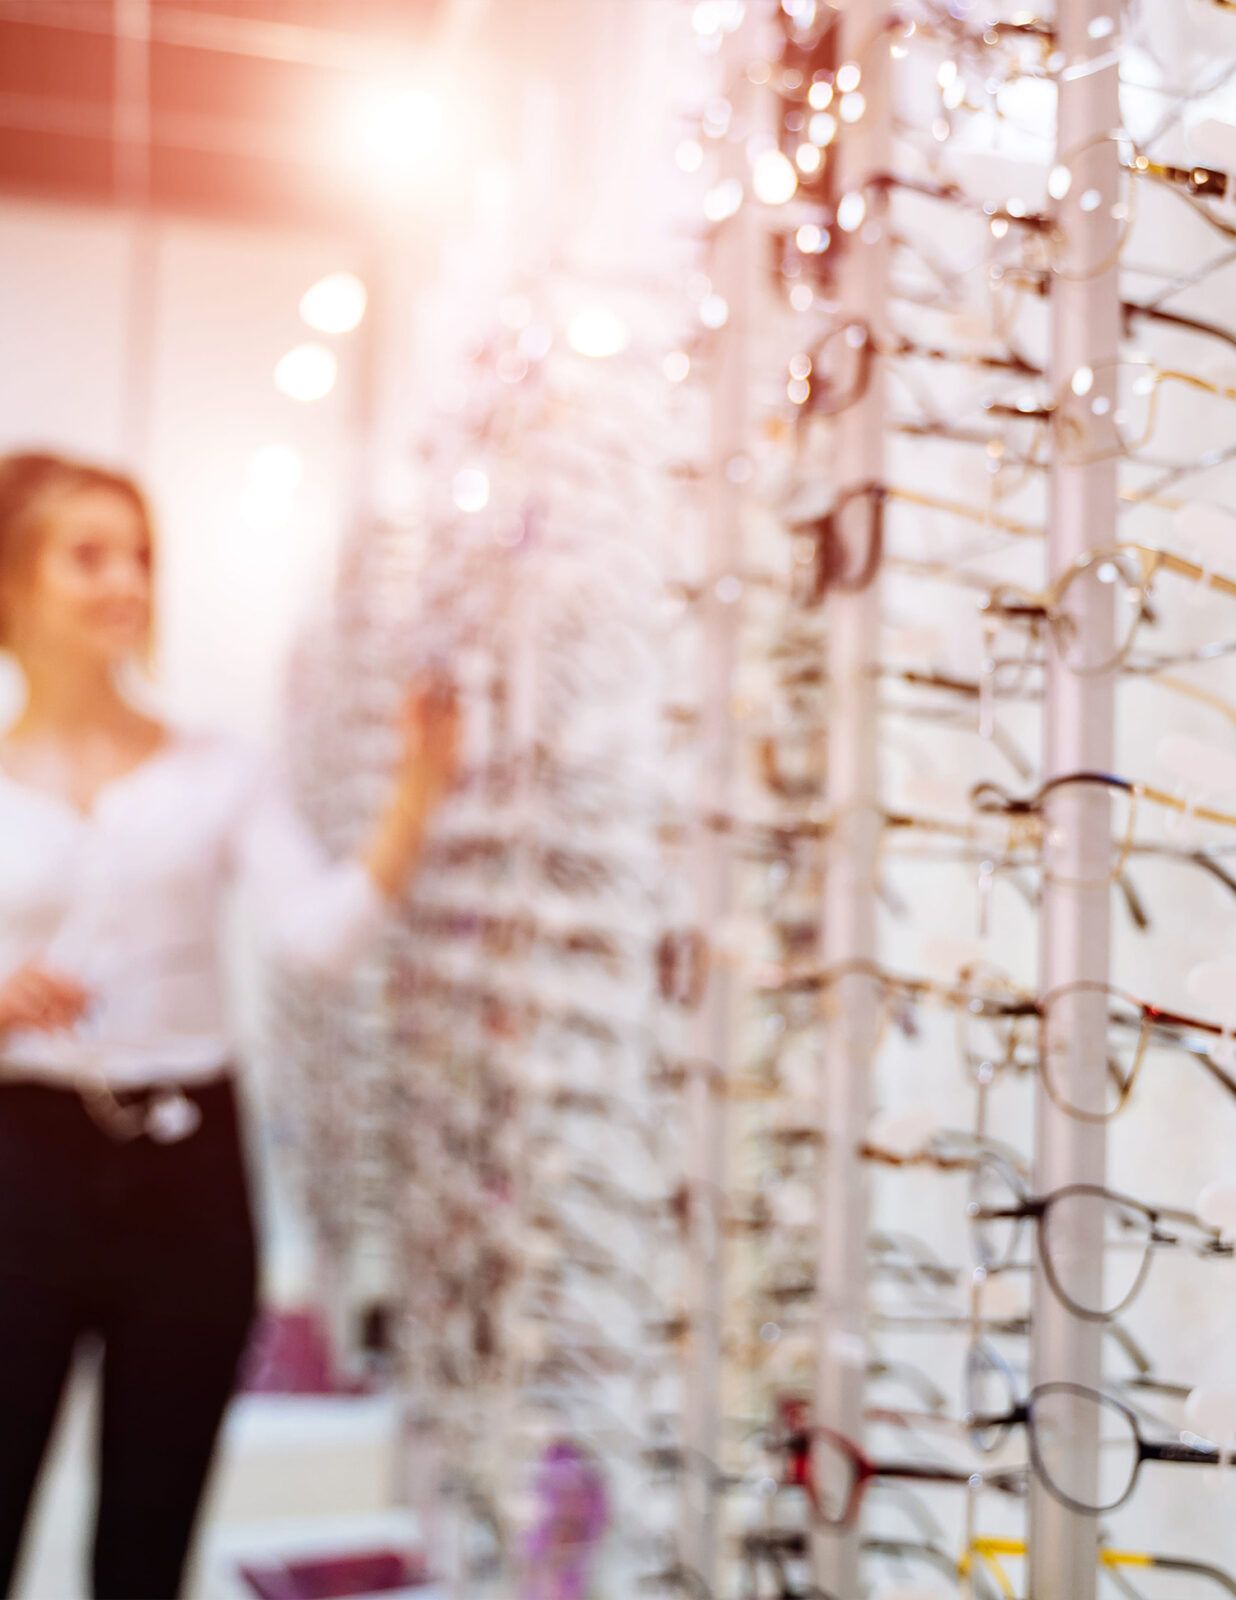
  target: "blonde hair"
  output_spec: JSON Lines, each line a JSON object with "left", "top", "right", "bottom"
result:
{"left": 0, "top": 450, "right": 157, "bottom": 655}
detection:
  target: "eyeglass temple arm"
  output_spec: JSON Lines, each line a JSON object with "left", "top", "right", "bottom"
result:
{"left": 981, "top": 591, "right": 1049, "bottom": 623}
{"left": 971, "top": 1204, "right": 1037, "bottom": 1222}
{"left": 862, "top": 1535, "right": 958, "bottom": 1580}
{"left": 1039, "top": 770, "right": 1132, "bottom": 805}
{"left": 873, "top": 1459, "right": 978, "bottom": 1485}
{"left": 1101, "top": 1565, "right": 1155, "bottom": 1600}
{"left": 868, "top": 1355, "right": 951, "bottom": 1413}
{"left": 1145, "top": 1000, "right": 1221, "bottom": 1034}
{"left": 892, "top": 331, "right": 1043, "bottom": 378}
{"left": 1194, "top": 1043, "right": 1236, "bottom": 1101}
{"left": 973, "top": 768, "right": 1135, "bottom": 812}
{"left": 1160, "top": 550, "right": 1236, "bottom": 600}
{"left": 1116, "top": 869, "right": 1151, "bottom": 931}
{"left": 865, "top": 1405, "right": 970, "bottom": 1438}
{"left": 967, "top": 1404, "right": 1029, "bottom": 1431}
{"left": 1146, "top": 1011, "right": 1236, "bottom": 1100}
{"left": 962, "top": 1537, "right": 1023, "bottom": 1600}
{"left": 1122, "top": 299, "right": 1236, "bottom": 356}
{"left": 1102, "top": 1319, "right": 1152, "bottom": 1375}
{"left": 968, "top": 1537, "right": 1025, "bottom": 1558}
{"left": 1182, "top": 851, "right": 1236, "bottom": 911}
{"left": 1147, "top": 1197, "right": 1228, "bottom": 1238}
{"left": 867, "top": 170, "right": 1051, "bottom": 231}
{"left": 1135, "top": 1554, "right": 1236, "bottom": 1596}
{"left": 1143, "top": 1439, "right": 1224, "bottom": 1466}
{"left": 1119, "top": 1374, "right": 1192, "bottom": 1401}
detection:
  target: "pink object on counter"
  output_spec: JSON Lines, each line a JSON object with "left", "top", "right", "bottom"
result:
{"left": 238, "top": 1546, "right": 431, "bottom": 1599}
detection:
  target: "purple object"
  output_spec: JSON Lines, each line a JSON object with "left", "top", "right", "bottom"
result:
{"left": 520, "top": 1439, "right": 610, "bottom": 1600}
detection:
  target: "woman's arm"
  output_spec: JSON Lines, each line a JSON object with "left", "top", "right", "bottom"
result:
{"left": 234, "top": 678, "right": 460, "bottom": 976}
{"left": 361, "top": 678, "right": 460, "bottom": 900}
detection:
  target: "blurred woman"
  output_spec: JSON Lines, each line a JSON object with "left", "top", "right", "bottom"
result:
{"left": 0, "top": 451, "right": 458, "bottom": 1599}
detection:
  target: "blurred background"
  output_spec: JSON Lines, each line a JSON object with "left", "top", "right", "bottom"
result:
{"left": 0, "top": 2, "right": 689, "bottom": 1595}
{"left": 6, "top": 2, "right": 1236, "bottom": 1599}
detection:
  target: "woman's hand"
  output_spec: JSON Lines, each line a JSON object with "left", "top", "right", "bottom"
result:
{"left": 0, "top": 960, "right": 90, "bottom": 1035}
{"left": 363, "top": 674, "right": 462, "bottom": 901}
{"left": 393, "top": 676, "right": 462, "bottom": 808}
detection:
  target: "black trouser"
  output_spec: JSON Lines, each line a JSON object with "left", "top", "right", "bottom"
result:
{"left": 0, "top": 1071, "right": 260, "bottom": 1600}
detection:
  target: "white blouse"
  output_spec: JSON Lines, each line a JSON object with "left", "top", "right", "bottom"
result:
{"left": 0, "top": 725, "right": 388, "bottom": 1088}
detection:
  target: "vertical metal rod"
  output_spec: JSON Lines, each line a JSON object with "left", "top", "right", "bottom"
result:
{"left": 813, "top": 4, "right": 889, "bottom": 1595}
{"left": 1028, "top": 3, "right": 1121, "bottom": 1595}
{"left": 679, "top": 22, "right": 758, "bottom": 1589}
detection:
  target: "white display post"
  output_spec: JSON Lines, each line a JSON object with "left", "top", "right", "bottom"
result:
{"left": 813, "top": 1, "right": 889, "bottom": 1593}
{"left": 1029, "top": 3, "right": 1120, "bottom": 1594}
{"left": 679, "top": 18, "right": 760, "bottom": 1590}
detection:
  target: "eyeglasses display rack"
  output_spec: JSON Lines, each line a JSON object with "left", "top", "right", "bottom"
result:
{"left": 273, "top": 1, "right": 1236, "bottom": 1595}
{"left": 1027, "top": 1, "right": 1119, "bottom": 1593}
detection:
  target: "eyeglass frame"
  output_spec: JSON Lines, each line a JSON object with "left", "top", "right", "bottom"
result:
{"left": 967, "top": 1156, "right": 1231, "bottom": 1323}
{"left": 968, "top": 1381, "right": 1232, "bottom": 1515}
{"left": 982, "top": 541, "right": 1236, "bottom": 678}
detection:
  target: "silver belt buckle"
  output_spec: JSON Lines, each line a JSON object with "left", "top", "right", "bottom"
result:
{"left": 145, "top": 1088, "right": 203, "bottom": 1143}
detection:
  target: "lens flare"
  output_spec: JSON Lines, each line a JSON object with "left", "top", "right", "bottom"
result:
{"left": 299, "top": 273, "right": 367, "bottom": 335}
{"left": 274, "top": 344, "right": 337, "bottom": 402}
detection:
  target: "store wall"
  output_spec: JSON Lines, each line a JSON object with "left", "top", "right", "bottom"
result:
{"left": 0, "top": 197, "right": 396, "bottom": 1312}
{"left": 0, "top": 197, "right": 369, "bottom": 738}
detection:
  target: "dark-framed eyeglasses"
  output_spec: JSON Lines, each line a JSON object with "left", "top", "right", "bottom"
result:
{"left": 967, "top": 1381, "right": 1233, "bottom": 1515}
